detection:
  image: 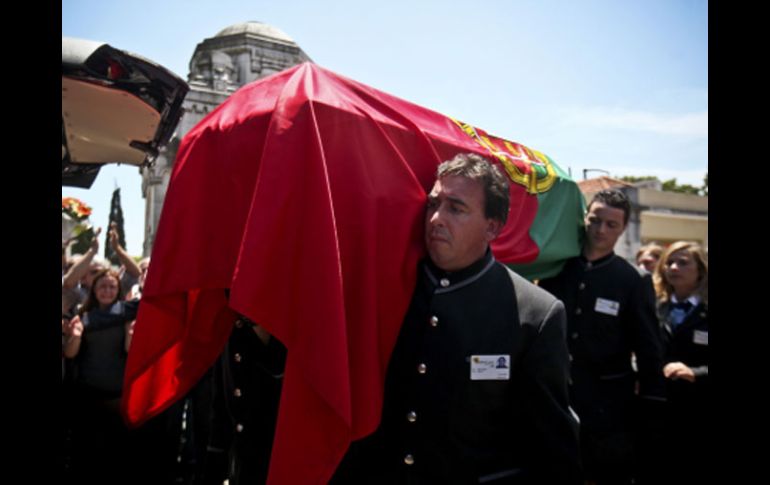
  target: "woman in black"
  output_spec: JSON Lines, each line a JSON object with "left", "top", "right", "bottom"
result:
{"left": 653, "top": 241, "right": 708, "bottom": 484}
{"left": 63, "top": 268, "right": 139, "bottom": 484}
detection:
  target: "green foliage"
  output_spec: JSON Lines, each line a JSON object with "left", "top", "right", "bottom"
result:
{"left": 619, "top": 175, "right": 658, "bottom": 183}
{"left": 662, "top": 178, "right": 700, "bottom": 195}
{"left": 70, "top": 226, "right": 97, "bottom": 255}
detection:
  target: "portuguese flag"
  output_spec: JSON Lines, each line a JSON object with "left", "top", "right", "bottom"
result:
{"left": 122, "top": 62, "right": 584, "bottom": 484}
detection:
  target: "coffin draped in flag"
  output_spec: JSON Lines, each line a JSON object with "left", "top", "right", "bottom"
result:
{"left": 122, "top": 62, "right": 584, "bottom": 484}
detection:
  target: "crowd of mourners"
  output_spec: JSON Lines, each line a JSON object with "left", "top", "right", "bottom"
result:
{"left": 61, "top": 182, "right": 708, "bottom": 485}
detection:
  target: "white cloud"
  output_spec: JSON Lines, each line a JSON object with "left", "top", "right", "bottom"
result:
{"left": 562, "top": 106, "right": 708, "bottom": 138}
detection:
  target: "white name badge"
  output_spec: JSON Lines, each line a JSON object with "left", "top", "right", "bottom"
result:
{"left": 470, "top": 355, "right": 510, "bottom": 380}
{"left": 595, "top": 298, "right": 620, "bottom": 316}
{"left": 693, "top": 330, "right": 709, "bottom": 346}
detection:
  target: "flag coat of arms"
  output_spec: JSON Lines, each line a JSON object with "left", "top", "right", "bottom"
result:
{"left": 121, "top": 62, "right": 584, "bottom": 484}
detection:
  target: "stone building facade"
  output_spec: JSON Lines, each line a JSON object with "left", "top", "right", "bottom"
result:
{"left": 578, "top": 176, "right": 708, "bottom": 262}
{"left": 140, "top": 21, "right": 311, "bottom": 256}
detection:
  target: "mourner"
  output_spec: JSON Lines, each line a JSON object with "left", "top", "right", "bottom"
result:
{"left": 653, "top": 241, "right": 709, "bottom": 485}
{"left": 203, "top": 312, "right": 287, "bottom": 485}
{"left": 539, "top": 189, "right": 666, "bottom": 485}
{"left": 332, "top": 153, "right": 581, "bottom": 484}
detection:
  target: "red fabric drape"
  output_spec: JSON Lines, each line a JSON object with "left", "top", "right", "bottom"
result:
{"left": 122, "top": 63, "right": 542, "bottom": 484}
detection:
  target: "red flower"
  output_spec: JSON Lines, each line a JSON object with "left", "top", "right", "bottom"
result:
{"left": 62, "top": 197, "right": 92, "bottom": 221}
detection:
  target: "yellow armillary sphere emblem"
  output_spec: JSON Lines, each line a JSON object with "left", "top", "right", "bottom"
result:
{"left": 451, "top": 119, "right": 557, "bottom": 194}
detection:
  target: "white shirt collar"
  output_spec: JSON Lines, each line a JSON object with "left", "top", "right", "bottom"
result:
{"left": 671, "top": 294, "right": 700, "bottom": 306}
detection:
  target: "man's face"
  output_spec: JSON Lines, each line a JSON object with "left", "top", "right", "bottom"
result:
{"left": 425, "top": 175, "right": 501, "bottom": 271}
{"left": 584, "top": 201, "right": 626, "bottom": 255}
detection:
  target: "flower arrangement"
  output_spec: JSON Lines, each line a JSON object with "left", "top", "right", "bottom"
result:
{"left": 62, "top": 197, "right": 94, "bottom": 251}
{"left": 62, "top": 197, "right": 92, "bottom": 221}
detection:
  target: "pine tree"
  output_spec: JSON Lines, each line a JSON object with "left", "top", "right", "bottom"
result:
{"left": 105, "top": 188, "right": 127, "bottom": 265}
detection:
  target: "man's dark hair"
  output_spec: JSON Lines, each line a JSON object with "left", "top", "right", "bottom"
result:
{"left": 587, "top": 189, "right": 631, "bottom": 225}
{"left": 437, "top": 153, "right": 510, "bottom": 225}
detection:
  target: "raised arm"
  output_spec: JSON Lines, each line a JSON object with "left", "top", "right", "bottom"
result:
{"left": 62, "top": 227, "right": 102, "bottom": 289}
{"left": 109, "top": 223, "right": 141, "bottom": 279}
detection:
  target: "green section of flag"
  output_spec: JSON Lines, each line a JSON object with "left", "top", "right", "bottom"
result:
{"left": 508, "top": 159, "right": 585, "bottom": 281}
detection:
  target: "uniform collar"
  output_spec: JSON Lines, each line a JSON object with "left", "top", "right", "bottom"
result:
{"left": 423, "top": 248, "right": 496, "bottom": 293}
{"left": 579, "top": 251, "right": 615, "bottom": 270}
{"left": 671, "top": 294, "right": 700, "bottom": 307}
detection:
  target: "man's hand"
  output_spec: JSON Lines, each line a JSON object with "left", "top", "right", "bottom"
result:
{"left": 663, "top": 362, "right": 695, "bottom": 383}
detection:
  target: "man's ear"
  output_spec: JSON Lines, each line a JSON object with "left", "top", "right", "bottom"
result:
{"left": 485, "top": 219, "right": 503, "bottom": 242}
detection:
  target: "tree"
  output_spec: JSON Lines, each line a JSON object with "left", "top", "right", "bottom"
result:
{"left": 619, "top": 175, "right": 658, "bottom": 184}
{"left": 105, "top": 188, "right": 127, "bottom": 265}
{"left": 619, "top": 174, "right": 707, "bottom": 196}
{"left": 661, "top": 178, "right": 700, "bottom": 195}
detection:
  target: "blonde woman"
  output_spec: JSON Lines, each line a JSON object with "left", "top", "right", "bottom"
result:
{"left": 653, "top": 241, "right": 708, "bottom": 484}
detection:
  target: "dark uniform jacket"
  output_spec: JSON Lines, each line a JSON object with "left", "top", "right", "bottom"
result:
{"left": 658, "top": 299, "right": 709, "bottom": 406}
{"left": 658, "top": 299, "right": 708, "bottom": 480}
{"left": 333, "top": 250, "right": 581, "bottom": 485}
{"left": 539, "top": 253, "right": 666, "bottom": 433}
{"left": 205, "top": 316, "right": 287, "bottom": 485}
{"left": 74, "top": 299, "right": 139, "bottom": 398}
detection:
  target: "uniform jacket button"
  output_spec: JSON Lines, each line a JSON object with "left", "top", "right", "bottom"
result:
{"left": 417, "top": 363, "right": 427, "bottom": 374}
{"left": 429, "top": 316, "right": 439, "bottom": 327}
{"left": 404, "top": 454, "right": 415, "bottom": 465}
{"left": 407, "top": 411, "right": 417, "bottom": 422}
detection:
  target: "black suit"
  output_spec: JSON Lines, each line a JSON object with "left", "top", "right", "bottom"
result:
{"left": 539, "top": 253, "right": 667, "bottom": 484}
{"left": 333, "top": 250, "right": 581, "bottom": 484}
{"left": 204, "top": 316, "right": 287, "bottom": 485}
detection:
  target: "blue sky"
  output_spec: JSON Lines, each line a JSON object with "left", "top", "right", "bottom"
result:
{"left": 62, "top": 0, "right": 708, "bottom": 257}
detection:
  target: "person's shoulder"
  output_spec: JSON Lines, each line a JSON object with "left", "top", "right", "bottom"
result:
{"left": 536, "top": 256, "right": 581, "bottom": 291}
{"left": 545, "top": 255, "right": 581, "bottom": 277}
{"left": 499, "top": 264, "right": 560, "bottom": 308}
{"left": 500, "top": 265, "right": 565, "bottom": 331}
{"left": 607, "top": 254, "right": 647, "bottom": 280}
